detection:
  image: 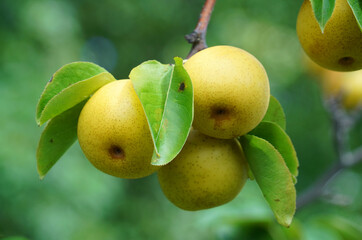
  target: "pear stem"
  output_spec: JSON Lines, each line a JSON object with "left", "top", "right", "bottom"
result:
{"left": 185, "top": 0, "right": 216, "bottom": 59}
{"left": 296, "top": 96, "right": 362, "bottom": 209}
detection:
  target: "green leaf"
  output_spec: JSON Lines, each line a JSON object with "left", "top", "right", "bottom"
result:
{"left": 310, "top": 0, "right": 336, "bottom": 32}
{"left": 37, "top": 100, "right": 87, "bottom": 179}
{"left": 239, "top": 135, "right": 296, "bottom": 227}
{"left": 37, "top": 72, "right": 115, "bottom": 126}
{"left": 151, "top": 57, "right": 193, "bottom": 165}
{"left": 249, "top": 121, "right": 299, "bottom": 183}
{"left": 262, "top": 95, "right": 286, "bottom": 130}
{"left": 130, "top": 60, "right": 172, "bottom": 155}
{"left": 36, "top": 62, "right": 112, "bottom": 125}
{"left": 347, "top": 0, "right": 362, "bottom": 30}
{"left": 130, "top": 57, "right": 193, "bottom": 166}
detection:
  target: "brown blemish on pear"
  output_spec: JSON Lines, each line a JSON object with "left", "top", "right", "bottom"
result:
{"left": 109, "top": 145, "right": 125, "bottom": 160}
{"left": 338, "top": 57, "right": 354, "bottom": 66}
{"left": 210, "top": 106, "right": 233, "bottom": 129}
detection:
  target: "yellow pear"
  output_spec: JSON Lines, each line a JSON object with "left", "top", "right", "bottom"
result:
{"left": 321, "top": 70, "right": 362, "bottom": 109}
{"left": 184, "top": 46, "right": 270, "bottom": 139}
{"left": 77, "top": 80, "right": 159, "bottom": 179}
{"left": 297, "top": 0, "right": 362, "bottom": 71}
{"left": 303, "top": 53, "right": 362, "bottom": 109}
{"left": 158, "top": 130, "right": 248, "bottom": 211}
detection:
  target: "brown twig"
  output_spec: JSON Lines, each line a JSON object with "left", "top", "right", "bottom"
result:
{"left": 185, "top": 0, "right": 216, "bottom": 59}
{"left": 296, "top": 96, "right": 362, "bottom": 209}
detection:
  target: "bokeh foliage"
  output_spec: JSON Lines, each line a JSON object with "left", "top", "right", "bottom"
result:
{"left": 0, "top": 0, "right": 361, "bottom": 239}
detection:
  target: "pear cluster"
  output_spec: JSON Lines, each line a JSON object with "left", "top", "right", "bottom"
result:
{"left": 77, "top": 45, "right": 270, "bottom": 210}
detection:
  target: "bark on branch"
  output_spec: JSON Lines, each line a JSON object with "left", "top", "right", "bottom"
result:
{"left": 185, "top": 0, "right": 216, "bottom": 59}
{"left": 297, "top": 97, "right": 362, "bottom": 209}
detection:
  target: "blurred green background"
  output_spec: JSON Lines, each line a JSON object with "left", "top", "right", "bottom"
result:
{"left": 1, "top": 0, "right": 362, "bottom": 239}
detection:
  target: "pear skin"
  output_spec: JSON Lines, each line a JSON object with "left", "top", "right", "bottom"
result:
{"left": 321, "top": 70, "right": 362, "bottom": 109}
{"left": 158, "top": 130, "right": 248, "bottom": 211}
{"left": 297, "top": 0, "right": 362, "bottom": 71}
{"left": 77, "top": 80, "right": 159, "bottom": 179}
{"left": 184, "top": 46, "right": 270, "bottom": 139}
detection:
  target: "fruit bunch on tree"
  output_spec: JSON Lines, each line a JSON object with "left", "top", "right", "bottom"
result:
{"left": 35, "top": 0, "right": 362, "bottom": 228}
{"left": 296, "top": 0, "right": 362, "bottom": 211}
{"left": 36, "top": 45, "right": 297, "bottom": 227}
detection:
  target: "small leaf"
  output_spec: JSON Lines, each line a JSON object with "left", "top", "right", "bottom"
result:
{"left": 151, "top": 57, "right": 193, "bottom": 165}
{"left": 130, "top": 57, "right": 193, "bottom": 166}
{"left": 249, "top": 121, "right": 299, "bottom": 183}
{"left": 262, "top": 95, "right": 286, "bottom": 130}
{"left": 347, "top": 0, "right": 362, "bottom": 30}
{"left": 37, "top": 72, "right": 115, "bottom": 125}
{"left": 130, "top": 60, "right": 173, "bottom": 156}
{"left": 310, "top": 0, "right": 336, "bottom": 32}
{"left": 37, "top": 100, "right": 87, "bottom": 179}
{"left": 36, "top": 62, "right": 109, "bottom": 125}
{"left": 240, "top": 135, "right": 296, "bottom": 227}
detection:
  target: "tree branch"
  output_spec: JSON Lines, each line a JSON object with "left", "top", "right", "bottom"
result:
{"left": 296, "top": 96, "right": 362, "bottom": 209}
{"left": 296, "top": 162, "right": 343, "bottom": 209}
{"left": 185, "top": 0, "right": 216, "bottom": 59}
{"left": 344, "top": 146, "right": 362, "bottom": 167}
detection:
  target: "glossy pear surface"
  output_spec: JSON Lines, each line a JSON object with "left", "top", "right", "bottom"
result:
{"left": 297, "top": 0, "right": 362, "bottom": 71}
{"left": 158, "top": 130, "right": 248, "bottom": 211}
{"left": 184, "top": 45, "right": 270, "bottom": 139}
{"left": 78, "top": 80, "right": 159, "bottom": 179}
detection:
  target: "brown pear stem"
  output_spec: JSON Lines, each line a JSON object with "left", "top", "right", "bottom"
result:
{"left": 185, "top": 0, "right": 216, "bottom": 59}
